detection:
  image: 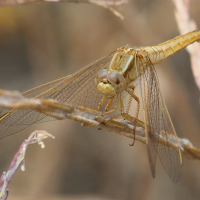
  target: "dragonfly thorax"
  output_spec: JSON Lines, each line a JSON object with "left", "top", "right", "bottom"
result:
{"left": 95, "top": 69, "right": 126, "bottom": 98}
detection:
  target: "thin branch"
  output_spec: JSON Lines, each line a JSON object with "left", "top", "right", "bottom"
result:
{"left": 0, "top": 89, "right": 200, "bottom": 161}
{"left": 172, "top": 0, "right": 200, "bottom": 90}
{"left": 88, "top": 0, "right": 127, "bottom": 19}
{"left": 0, "top": 130, "right": 54, "bottom": 200}
{"left": 0, "top": 0, "right": 127, "bottom": 19}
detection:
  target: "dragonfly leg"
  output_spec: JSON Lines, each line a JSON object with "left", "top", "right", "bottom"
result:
{"left": 109, "top": 93, "right": 128, "bottom": 120}
{"left": 108, "top": 93, "right": 125, "bottom": 117}
{"left": 104, "top": 94, "right": 119, "bottom": 114}
{"left": 120, "top": 93, "right": 124, "bottom": 114}
{"left": 106, "top": 94, "right": 124, "bottom": 117}
{"left": 108, "top": 91, "right": 139, "bottom": 121}
{"left": 109, "top": 92, "right": 140, "bottom": 143}
{"left": 97, "top": 96, "right": 107, "bottom": 111}
{"left": 126, "top": 85, "right": 136, "bottom": 114}
{"left": 107, "top": 93, "right": 141, "bottom": 135}
{"left": 125, "top": 86, "right": 140, "bottom": 146}
{"left": 105, "top": 97, "right": 114, "bottom": 112}
{"left": 97, "top": 95, "right": 119, "bottom": 114}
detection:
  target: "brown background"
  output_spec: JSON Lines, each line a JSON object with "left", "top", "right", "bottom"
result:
{"left": 0, "top": 0, "right": 200, "bottom": 199}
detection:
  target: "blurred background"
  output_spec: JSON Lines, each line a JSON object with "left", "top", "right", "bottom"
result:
{"left": 0, "top": 0, "right": 200, "bottom": 199}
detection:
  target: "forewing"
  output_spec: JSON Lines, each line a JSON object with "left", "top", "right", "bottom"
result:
{"left": 136, "top": 55, "right": 182, "bottom": 183}
{"left": 0, "top": 51, "right": 116, "bottom": 138}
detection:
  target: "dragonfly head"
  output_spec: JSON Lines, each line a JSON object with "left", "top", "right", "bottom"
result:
{"left": 95, "top": 69, "right": 126, "bottom": 98}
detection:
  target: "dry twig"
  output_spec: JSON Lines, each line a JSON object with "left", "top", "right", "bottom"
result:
{"left": 172, "top": 0, "right": 200, "bottom": 90}
{"left": 0, "top": 0, "right": 127, "bottom": 19}
{"left": 0, "top": 89, "right": 200, "bottom": 161}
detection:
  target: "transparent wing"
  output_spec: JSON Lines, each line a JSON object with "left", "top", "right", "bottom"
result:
{"left": 136, "top": 54, "right": 182, "bottom": 183}
{"left": 0, "top": 51, "right": 116, "bottom": 138}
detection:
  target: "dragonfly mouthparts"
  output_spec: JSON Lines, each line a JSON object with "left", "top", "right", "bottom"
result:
{"left": 102, "top": 79, "right": 108, "bottom": 84}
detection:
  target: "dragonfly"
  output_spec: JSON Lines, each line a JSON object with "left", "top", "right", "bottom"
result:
{"left": 0, "top": 30, "right": 200, "bottom": 182}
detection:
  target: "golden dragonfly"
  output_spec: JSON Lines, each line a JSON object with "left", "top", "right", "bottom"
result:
{"left": 0, "top": 31, "right": 200, "bottom": 182}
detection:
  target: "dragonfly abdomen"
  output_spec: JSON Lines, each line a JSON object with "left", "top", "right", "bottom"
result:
{"left": 144, "top": 30, "right": 200, "bottom": 64}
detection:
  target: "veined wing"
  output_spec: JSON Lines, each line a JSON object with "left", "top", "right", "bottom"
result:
{"left": 0, "top": 75, "right": 69, "bottom": 121}
{"left": 135, "top": 53, "right": 182, "bottom": 183}
{"left": 0, "top": 51, "right": 116, "bottom": 138}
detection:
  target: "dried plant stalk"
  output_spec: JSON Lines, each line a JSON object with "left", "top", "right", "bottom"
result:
{"left": 0, "top": 0, "right": 127, "bottom": 19}
{"left": 172, "top": 0, "right": 200, "bottom": 90}
{"left": 0, "top": 89, "right": 199, "bottom": 161}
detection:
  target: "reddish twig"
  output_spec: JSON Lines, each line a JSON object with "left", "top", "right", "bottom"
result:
{"left": 0, "top": 130, "right": 54, "bottom": 200}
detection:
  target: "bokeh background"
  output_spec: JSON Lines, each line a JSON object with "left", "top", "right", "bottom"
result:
{"left": 0, "top": 0, "right": 200, "bottom": 199}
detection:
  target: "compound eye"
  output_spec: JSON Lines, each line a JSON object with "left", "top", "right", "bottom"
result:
{"left": 107, "top": 71, "right": 126, "bottom": 93}
{"left": 96, "top": 69, "right": 108, "bottom": 82}
{"left": 108, "top": 71, "right": 124, "bottom": 85}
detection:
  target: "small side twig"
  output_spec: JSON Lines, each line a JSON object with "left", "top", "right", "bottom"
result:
{"left": 0, "top": 130, "right": 54, "bottom": 200}
{"left": 88, "top": 0, "right": 127, "bottom": 19}
{"left": 172, "top": 0, "right": 200, "bottom": 90}
{"left": 0, "top": 89, "right": 200, "bottom": 161}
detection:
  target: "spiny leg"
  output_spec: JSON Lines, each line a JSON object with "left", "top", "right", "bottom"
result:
{"left": 97, "top": 96, "right": 107, "bottom": 111}
{"left": 126, "top": 95, "right": 132, "bottom": 114}
{"left": 105, "top": 97, "right": 114, "bottom": 112}
{"left": 127, "top": 85, "right": 140, "bottom": 121}
{"left": 104, "top": 94, "right": 125, "bottom": 123}
{"left": 125, "top": 85, "right": 140, "bottom": 146}
{"left": 126, "top": 85, "right": 136, "bottom": 114}
{"left": 109, "top": 93, "right": 124, "bottom": 119}
{"left": 110, "top": 87, "right": 140, "bottom": 123}
{"left": 98, "top": 90, "right": 140, "bottom": 146}
{"left": 110, "top": 90, "right": 138, "bottom": 121}
{"left": 110, "top": 93, "right": 139, "bottom": 133}
{"left": 104, "top": 94, "right": 119, "bottom": 114}
{"left": 120, "top": 93, "right": 124, "bottom": 114}
{"left": 97, "top": 95, "right": 119, "bottom": 115}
